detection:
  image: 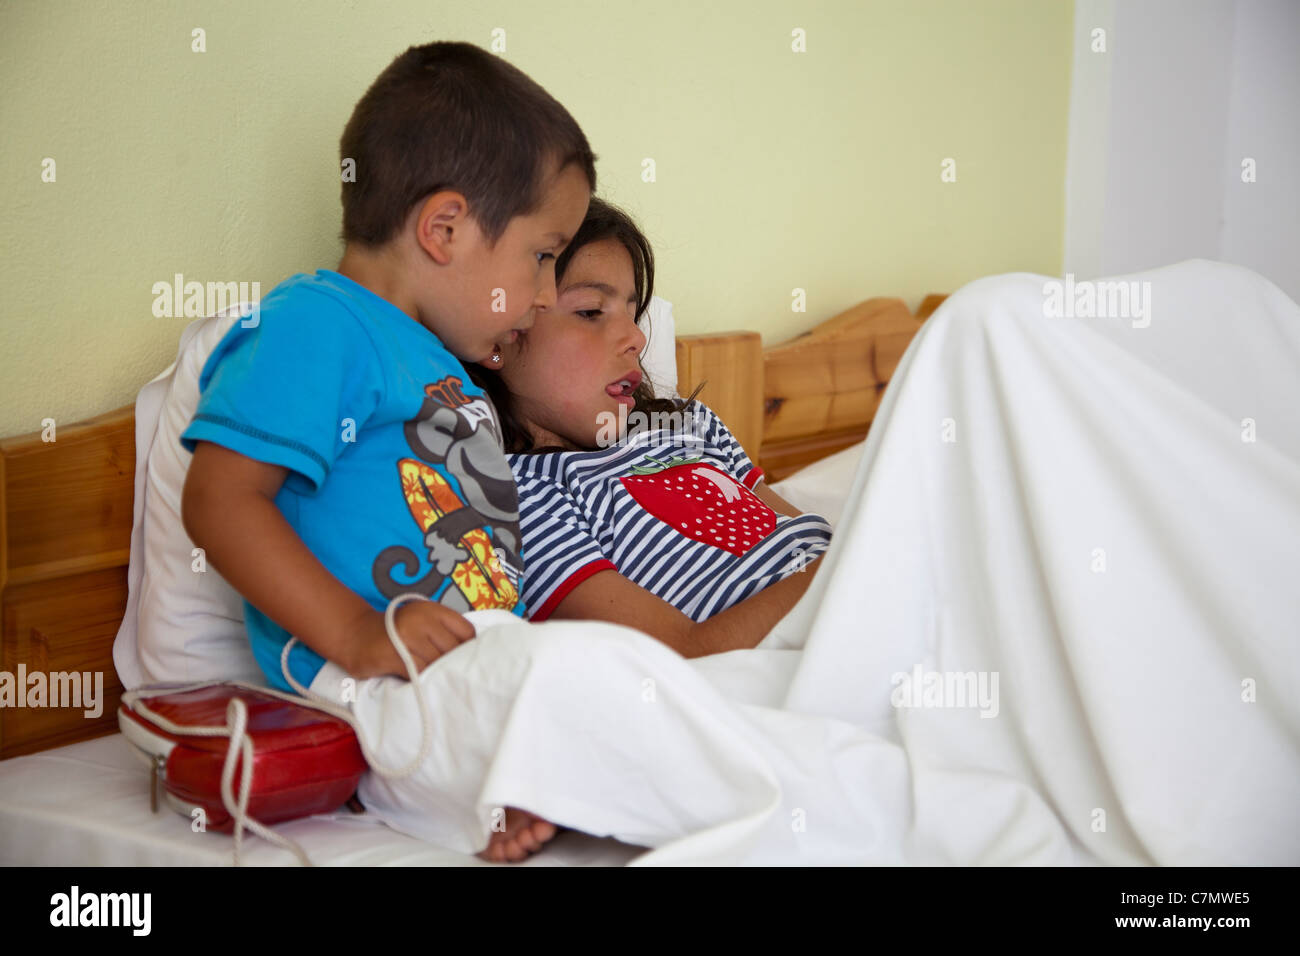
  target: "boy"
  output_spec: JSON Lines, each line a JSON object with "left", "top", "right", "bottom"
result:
{"left": 180, "top": 42, "right": 593, "bottom": 861}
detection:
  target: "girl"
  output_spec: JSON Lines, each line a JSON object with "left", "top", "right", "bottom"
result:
{"left": 471, "top": 199, "right": 833, "bottom": 657}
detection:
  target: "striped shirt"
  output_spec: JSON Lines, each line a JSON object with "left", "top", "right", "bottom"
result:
{"left": 508, "top": 402, "right": 832, "bottom": 622}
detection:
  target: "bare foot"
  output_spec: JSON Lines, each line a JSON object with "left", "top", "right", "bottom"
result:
{"left": 479, "top": 807, "right": 558, "bottom": 863}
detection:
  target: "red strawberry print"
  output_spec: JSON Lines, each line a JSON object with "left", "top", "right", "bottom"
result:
{"left": 619, "top": 456, "right": 776, "bottom": 557}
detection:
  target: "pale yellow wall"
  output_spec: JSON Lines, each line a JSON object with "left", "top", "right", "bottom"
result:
{"left": 0, "top": 0, "right": 1073, "bottom": 439}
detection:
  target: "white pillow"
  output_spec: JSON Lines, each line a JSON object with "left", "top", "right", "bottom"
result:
{"left": 640, "top": 295, "right": 679, "bottom": 399}
{"left": 113, "top": 308, "right": 264, "bottom": 690}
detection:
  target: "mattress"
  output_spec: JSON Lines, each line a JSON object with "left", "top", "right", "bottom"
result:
{"left": 0, "top": 732, "right": 644, "bottom": 866}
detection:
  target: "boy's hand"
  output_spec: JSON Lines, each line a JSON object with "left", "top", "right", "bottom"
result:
{"left": 183, "top": 441, "right": 479, "bottom": 684}
{"left": 348, "top": 600, "right": 476, "bottom": 680}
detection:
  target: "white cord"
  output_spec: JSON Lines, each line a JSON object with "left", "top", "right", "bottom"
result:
{"left": 277, "top": 592, "right": 435, "bottom": 778}
{"left": 219, "top": 697, "right": 312, "bottom": 867}
{"left": 122, "top": 592, "right": 438, "bottom": 867}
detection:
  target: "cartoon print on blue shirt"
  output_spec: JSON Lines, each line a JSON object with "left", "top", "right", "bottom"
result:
{"left": 373, "top": 375, "right": 523, "bottom": 610}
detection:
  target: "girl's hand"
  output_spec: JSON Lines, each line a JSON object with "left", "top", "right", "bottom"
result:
{"left": 346, "top": 601, "right": 476, "bottom": 680}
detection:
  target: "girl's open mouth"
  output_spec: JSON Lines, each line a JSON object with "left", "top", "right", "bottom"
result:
{"left": 605, "top": 370, "right": 641, "bottom": 408}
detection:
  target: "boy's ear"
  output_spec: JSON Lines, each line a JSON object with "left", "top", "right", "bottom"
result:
{"left": 413, "top": 190, "right": 471, "bottom": 266}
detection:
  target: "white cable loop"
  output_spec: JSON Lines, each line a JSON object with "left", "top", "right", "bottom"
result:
{"left": 278, "top": 592, "right": 435, "bottom": 779}
{"left": 124, "top": 592, "right": 438, "bottom": 867}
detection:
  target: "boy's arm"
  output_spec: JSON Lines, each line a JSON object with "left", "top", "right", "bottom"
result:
{"left": 182, "top": 440, "right": 472, "bottom": 679}
{"left": 545, "top": 556, "right": 823, "bottom": 658}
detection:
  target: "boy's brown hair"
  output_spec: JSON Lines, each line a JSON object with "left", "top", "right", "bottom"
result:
{"left": 340, "top": 41, "right": 597, "bottom": 247}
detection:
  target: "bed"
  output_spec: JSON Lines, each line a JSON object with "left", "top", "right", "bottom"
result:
{"left": 0, "top": 291, "right": 947, "bottom": 866}
{"left": 7, "top": 261, "right": 1296, "bottom": 866}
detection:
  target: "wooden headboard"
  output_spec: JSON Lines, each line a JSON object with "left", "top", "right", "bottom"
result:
{"left": 0, "top": 406, "right": 135, "bottom": 758}
{"left": 676, "top": 293, "right": 947, "bottom": 481}
{"left": 0, "top": 292, "right": 943, "bottom": 758}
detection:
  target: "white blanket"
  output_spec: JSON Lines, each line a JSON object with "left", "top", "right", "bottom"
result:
{"left": 340, "top": 259, "right": 1300, "bottom": 865}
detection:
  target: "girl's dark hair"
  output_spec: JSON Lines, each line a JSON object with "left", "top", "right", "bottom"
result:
{"left": 469, "top": 197, "right": 700, "bottom": 453}
{"left": 340, "top": 42, "right": 597, "bottom": 248}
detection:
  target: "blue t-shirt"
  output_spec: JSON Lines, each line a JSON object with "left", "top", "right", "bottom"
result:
{"left": 181, "top": 270, "right": 527, "bottom": 691}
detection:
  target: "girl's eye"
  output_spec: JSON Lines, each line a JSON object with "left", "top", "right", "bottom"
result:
{"left": 576, "top": 310, "right": 602, "bottom": 320}
{"left": 536, "top": 252, "right": 556, "bottom": 265}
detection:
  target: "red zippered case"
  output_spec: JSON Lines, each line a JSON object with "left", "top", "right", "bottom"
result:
{"left": 118, "top": 682, "right": 367, "bottom": 833}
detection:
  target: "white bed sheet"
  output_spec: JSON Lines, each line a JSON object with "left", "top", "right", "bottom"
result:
{"left": 0, "top": 733, "right": 643, "bottom": 866}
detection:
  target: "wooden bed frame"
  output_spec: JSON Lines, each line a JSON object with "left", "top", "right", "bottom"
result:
{"left": 0, "top": 293, "right": 945, "bottom": 760}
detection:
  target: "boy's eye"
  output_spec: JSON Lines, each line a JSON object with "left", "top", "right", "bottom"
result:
{"left": 536, "top": 252, "right": 556, "bottom": 264}
{"left": 576, "top": 310, "right": 602, "bottom": 320}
